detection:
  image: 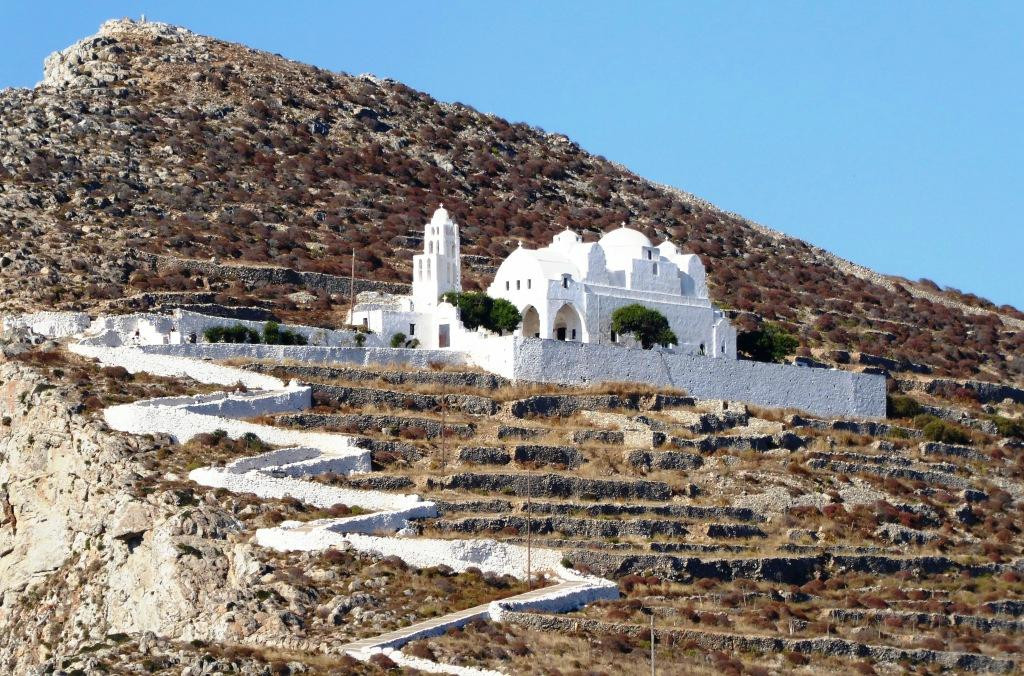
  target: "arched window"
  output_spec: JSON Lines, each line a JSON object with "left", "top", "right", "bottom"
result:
{"left": 427, "top": 259, "right": 432, "bottom": 278}
{"left": 562, "top": 275, "right": 571, "bottom": 289}
{"left": 653, "top": 263, "right": 659, "bottom": 275}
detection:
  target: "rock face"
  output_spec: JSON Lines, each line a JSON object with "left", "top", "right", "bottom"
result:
{"left": 0, "top": 360, "right": 275, "bottom": 671}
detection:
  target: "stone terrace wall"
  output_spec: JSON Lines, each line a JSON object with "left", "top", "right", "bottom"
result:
{"left": 136, "top": 251, "right": 411, "bottom": 296}
{"left": 501, "top": 338, "right": 886, "bottom": 419}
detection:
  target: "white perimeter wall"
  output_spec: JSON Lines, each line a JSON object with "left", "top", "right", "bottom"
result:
{"left": 501, "top": 337, "right": 886, "bottom": 419}
{"left": 136, "top": 343, "right": 470, "bottom": 369}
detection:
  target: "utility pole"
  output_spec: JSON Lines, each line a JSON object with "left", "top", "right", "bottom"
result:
{"left": 439, "top": 376, "right": 447, "bottom": 469}
{"left": 650, "top": 612, "right": 655, "bottom": 676}
{"left": 348, "top": 248, "right": 356, "bottom": 326}
{"left": 526, "top": 471, "right": 532, "bottom": 591}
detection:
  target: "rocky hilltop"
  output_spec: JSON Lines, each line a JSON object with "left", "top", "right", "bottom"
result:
{"left": 1, "top": 19, "right": 1021, "bottom": 385}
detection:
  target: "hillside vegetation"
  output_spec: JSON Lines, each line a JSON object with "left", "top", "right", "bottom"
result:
{"left": 1, "top": 18, "right": 1021, "bottom": 386}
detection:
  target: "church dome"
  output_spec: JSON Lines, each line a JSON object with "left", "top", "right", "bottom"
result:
{"left": 430, "top": 204, "right": 451, "bottom": 224}
{"left": 598, "top": 225, "right": 652, "bottom": 250}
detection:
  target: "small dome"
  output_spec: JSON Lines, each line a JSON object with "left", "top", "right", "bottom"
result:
{"left": 430, "top": 204, "right": 451, "bottom": 224}
{"left": 598, "top": 225, "right": 651, "bottom": 250}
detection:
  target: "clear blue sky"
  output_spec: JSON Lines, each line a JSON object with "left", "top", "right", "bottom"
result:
{"left": 3, "top": 2, "right": 1022, "bottom": 309}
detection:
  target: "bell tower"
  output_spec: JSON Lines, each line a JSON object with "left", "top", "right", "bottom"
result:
{"left": 412, "top": 204, "right": 462, "bottom": 308}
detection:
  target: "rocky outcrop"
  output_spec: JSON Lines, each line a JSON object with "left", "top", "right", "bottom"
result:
{"left": 0, "top": 360, "right": 281, "bottom": 671}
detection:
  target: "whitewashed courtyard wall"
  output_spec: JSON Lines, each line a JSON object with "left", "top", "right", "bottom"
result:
{"left": 495, "top": 337, "right": 886, "bottom": 418}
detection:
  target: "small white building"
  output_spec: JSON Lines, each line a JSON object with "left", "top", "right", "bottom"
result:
{"left": 487, "top": 225, "right": 735, "bottom": 357}
{"left": 351, "top": 206, "right": 735, "bottom": 357}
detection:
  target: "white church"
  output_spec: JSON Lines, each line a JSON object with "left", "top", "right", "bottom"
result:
{"left": 349, "top": 206, "right": 736, "bottom": 357}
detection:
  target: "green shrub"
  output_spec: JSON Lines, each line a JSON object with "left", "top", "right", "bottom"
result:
{"left": 988, "top": 415, "right": 1024, "bottom": 439}
{"left": 610, "top": 304, "right": 677, "bottom": 349}
{"left": 737, "top": 322, "right": 799, "bottom": 363}
{"left": 262, "top": 321, "right": 307, "bottom": 345}
{"left": 203, "top": 322, "right": 306, "bottom": 345}
{"left": 353, "top": 333, "right": 366, "bottom": 347}
{"left": 912, "top": 413, "right": 939, "bottom": 428}
{"left": 887, "top": 395, "right": 923, "bottom": 419}
{"left": 920, "top": 418, "right": 972, "bottom": 445}
{"left": 203, "top": 324, "right": 260, "bottom": 344}
{"left": 390, "top": 332, "right": 407, "bottom": 348}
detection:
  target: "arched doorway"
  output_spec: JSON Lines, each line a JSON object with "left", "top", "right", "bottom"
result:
{"left": 552, "top": 303, "right": 584, "bottom": 342}
{"left": 521, "top": 306, "right": 540, "bottom": 338}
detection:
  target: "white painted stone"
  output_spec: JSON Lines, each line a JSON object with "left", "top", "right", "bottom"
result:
{"left": 1, "top": 311, "right": 91, "bottom": 337}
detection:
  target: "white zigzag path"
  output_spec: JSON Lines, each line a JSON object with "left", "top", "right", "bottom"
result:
{"left": 69, "top": 342, "right": 618, "bottom": 674}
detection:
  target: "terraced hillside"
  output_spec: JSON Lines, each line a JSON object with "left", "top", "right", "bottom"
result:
{"left": 1, "top": 318, "right": 1023, "bottom": 674}
{"left": 235, "top": 358, "right": 1024, "bottom": 673}
{"left": 1, "top": 18, "right": 1022, "bottom": 385}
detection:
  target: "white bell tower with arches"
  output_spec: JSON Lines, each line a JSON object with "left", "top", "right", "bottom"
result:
{"left": 413, "top": 204, "right": 462, "bottom": 308}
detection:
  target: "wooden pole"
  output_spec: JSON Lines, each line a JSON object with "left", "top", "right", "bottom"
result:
{"left": 348, "top": 248, "right": 356, "bottom": 325}
{"left": 440, "top": 377, "right": 446, "bottom": 469}
{"left": 650, "top": 612, "right": 655, "bottom": 676}
{"left": 526, "top": 471, "right": 532, "bottom": 591}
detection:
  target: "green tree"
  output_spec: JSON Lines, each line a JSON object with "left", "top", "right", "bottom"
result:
{"left": 610, "top": 304, "right": 677, "bottom": 349}
{"left": 489, "top": 298, "right": 523, "bottom": 334}
{"left": 390, "top": 332, "right": 407, "bottom": 348}
{"left": 737, "top": 323, "right": 799, "bottom": 363}
{"left": 442, "top": 291, "right": 522, "bottom": 334}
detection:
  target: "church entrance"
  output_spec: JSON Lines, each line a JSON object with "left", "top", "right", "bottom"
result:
{"left": 552, "top": 303, "right": 584, "bottom": 342}
{"left": 521, "top": 306, "right": 540, "bottom": 338}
